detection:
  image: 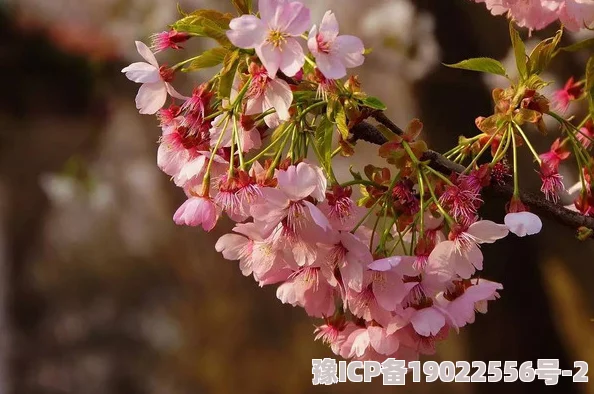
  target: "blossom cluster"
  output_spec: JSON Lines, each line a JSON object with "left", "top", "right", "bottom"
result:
{"left": 122, "top": 0, "right": 594, "bottom": 363}
{"left": 473, "top": 0, "right": 594, "bottom": 31}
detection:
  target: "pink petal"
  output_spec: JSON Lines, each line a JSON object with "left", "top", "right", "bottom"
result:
{"left": 281, "top": 1, "right": 311, "bottom": 35}
{"left": 135, "top": 41, "right": 158, "bottom": 68}
{"left": 466, "top": 220, "right": 509, "bottom": 243}
{"left": 316, "top": 53, "right": 347, "bottom": 80}
{"left": 277, "top": 162, "right": 317, "bottom": 200}
{"left": 259, "top": 0, "right": 283, "bottom": 27}
{"left": 264, "top": 78, "right": 292, "bottom": 120}
{"left": 410, "top": 308, "right": 446, "bottom": 337}
{"left": 372, "top": 271, "right": 406, "bottom": 311}
{"left": 121, "top": 62, "right": 159, "bottom": 83}
{"left": 256, "top": 42, "right": 281, "bottom": 78}
{"left": 307, "top": 25, "right": 319, "bottom": 53}
{"left": 319, "top": 11, "right": 339, "bottom": 41}
{"left": 504, "top": 212, "right": 542, "bottom": 237}
{"left": 334, "top": 35, "right": 365, "bottom": 68}
{"left": 165, "top": 83, "right": 189, "bottom": 100}
{"left": 227, "top": 15, "right": 267, "bottom": 48}
{"left": 368, "top": 327, "right": 399, "bottom": 355}
{"left": 279, "top": 37, "right": 305, "bottom": 77}
{"left": 215, "top": 234, "right": 248, "bottom": 260}
{"left": 136, "top": 82, "right": 167, "bottom": 115}
{"left": 303, "top": 201, "right": 332, "bottom": 231}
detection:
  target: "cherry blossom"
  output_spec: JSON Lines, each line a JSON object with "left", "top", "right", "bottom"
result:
{"left": 307, "top": 11, "right": 365, "bottom": 79}
{"left": 121, "top": 41, "right": 186, "bottom": 114}
{"left": 226, "top": 0, "right": 310, "bottom": 78}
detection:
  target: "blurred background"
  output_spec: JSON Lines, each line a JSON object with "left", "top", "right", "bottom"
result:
{"left": 0, "top": 0, "right": 593, "bottom": 393}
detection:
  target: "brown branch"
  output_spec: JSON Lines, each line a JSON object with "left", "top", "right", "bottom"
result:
{"left": 349, "top": 115, "right": 594, "bottom": 237}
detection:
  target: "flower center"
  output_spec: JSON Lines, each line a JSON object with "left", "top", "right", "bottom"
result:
{"left": 316, "top": 34, "right": 331, "bottom": 54}
{"left": 267, "top": 29, "right": 288, "bottom": 48}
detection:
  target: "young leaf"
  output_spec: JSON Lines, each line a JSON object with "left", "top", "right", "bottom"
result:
{"left": 361, "top": 96, "right": 387, "bottom": 111}
{"left": 444, "top": 58, "right": 507, "bottom": 77}
{"left": 232, "top": 0, "right": 252, "bottom": 14}
{"left": 315, "top": 117, "right": 335, "bottom": 171}
{"left": 509, "top": 23, "right": 527, "bottom": 79}
{"left": 218, "top": 50, "right": 241, "bottom": 98}
{"left": 172, "top": 9, "right": 232, "bottom": 42}
{"left": 527, "top": 29, "right": 562, "bottom": 76}
{"left": 182, "top": 47, "right": 228, "bottom": 72}
{"left": 335, "top": 106, "right": 349, "bottom": 139}
{"left": 558, "top": 37, "right": 594, "bottom": 53}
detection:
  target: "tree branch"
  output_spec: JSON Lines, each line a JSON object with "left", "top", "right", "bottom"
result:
{"left": 349, "top": 116, "right": 594, "bottom": 237}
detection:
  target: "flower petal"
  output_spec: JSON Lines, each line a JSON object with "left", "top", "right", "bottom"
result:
{"left": 467, "top": 220, "right": 509, "bottom": 244}
{"left": 316, "top": 52, "right": 347, "bottom": 80}
{"left": 135, "top": 41, "right": 158, "bottom": 68}
{"left": 264, "top": 78, "right": 292, "bottom": 121}
{"left": 282, "top": 1, "right": 311, "bottom": 35}
{"left": 227, "top": 15, "right": 267, "bottom": 48}
{"left": 504, "top": 212, "right": 542, "bottom": 237}
{"left": 136, "top": 82, "right": 167, "bottom": 115}
{"left": 256, "top": 42, "right": 281, "bottom": 78}
{"left": 334, "top": 35, "right": 365, "bottom": 68}
{"left": 121, "top": 62, "right": 160, "bottom": 83}
{"left": 319, "top": 11, "right": 339, "bottom": 41}
{"left": 279, "top": 38, "right": 305, "bottom": 77}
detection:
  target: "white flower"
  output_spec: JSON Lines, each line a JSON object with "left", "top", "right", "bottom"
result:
{"left": 122, "top": 41, "right": 186, "bottom": 114}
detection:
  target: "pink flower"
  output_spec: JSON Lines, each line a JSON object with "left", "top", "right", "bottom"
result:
{"left": 557, "top": 0, "right": 594, "bottom": 31}
{"left": 307, "top": 11, "right": 365, "bottom": 80}
{"left": 578, "top": 120, "right": 594, "bottom": 149}
{"left": 245, "top": 64, "right": 293, "bottom": 128}
{"left": 315, "top": 321, "right": 358, "bottom": 356}
{"left": 150, "top": 30, "right": 191, "bottom": 52}
{"left": 553, "top": 77, "right": 584, "bottom": 111}
{"left": 540, "top": 138, "right": 570, "bottom": 172}
{"left": 326, "top": 231, "right": 373, "bottom": 293}
{"left": 436, "top": 279, "right": 502, "bottom": 328}
{"left": 276, "top": 264, "right": 336, "bottom": 317}
{"left": 439, "top": 179, "right": 483, "bottom": 226}
{"left": 539, "top": 163, "right": 565, "bottom": 203}
{"left": 251, "top": 162, "right": 331, "bottom": 237}
{"left": 343, "top": 326, "right": 400, "bottom": 359}
{"left": 216, "top": 222, "right": 295, "bottom": 283}
{"left": 122, "top": 41, "right": 186, "bottom": 114}
{"left": 427, "top": 220, "right": 509, "bottom": 279}
{"left": 173, "top": 195, "right": 219, "bottom": 231}
{"left": 226, "top": 0, "right": 310, "bottom": 78}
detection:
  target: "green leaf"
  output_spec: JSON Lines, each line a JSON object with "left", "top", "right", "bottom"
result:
{"left": 559, "top": 37, "right": 594, "bottom": 53}
{"left": 444, "top": 58, "right": 507, "bottom": 77}
{"left": 231, "top": 0, "right": 252, "bottom": 14}
{"left": 315, "top": 117, "right": 334, "bottom": 170}
{"left": 218, "top": 50, "right": 241, "bottom": 98}
{"left": 172, "top": 9, "right": 232, "bottom": 45}
{"left": 182, "top": 47, "right": 228, "bottom": 71}
{"left": 335, "top": 106, "right": 349, "bottom": 139}
{"left": 586, "top": 56, "right": 594, "bottom": 118}
{"left": 361, "top": 96, "right": 387, "bottom": 110}
{"left": 326, "top": 97, "right": 339, "bottom": 121}
{"left": 527, "top": 29, "right": 562, "bottom": 76}
{"left": 509, "top": 22, "right": 527, "bottom": 79}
